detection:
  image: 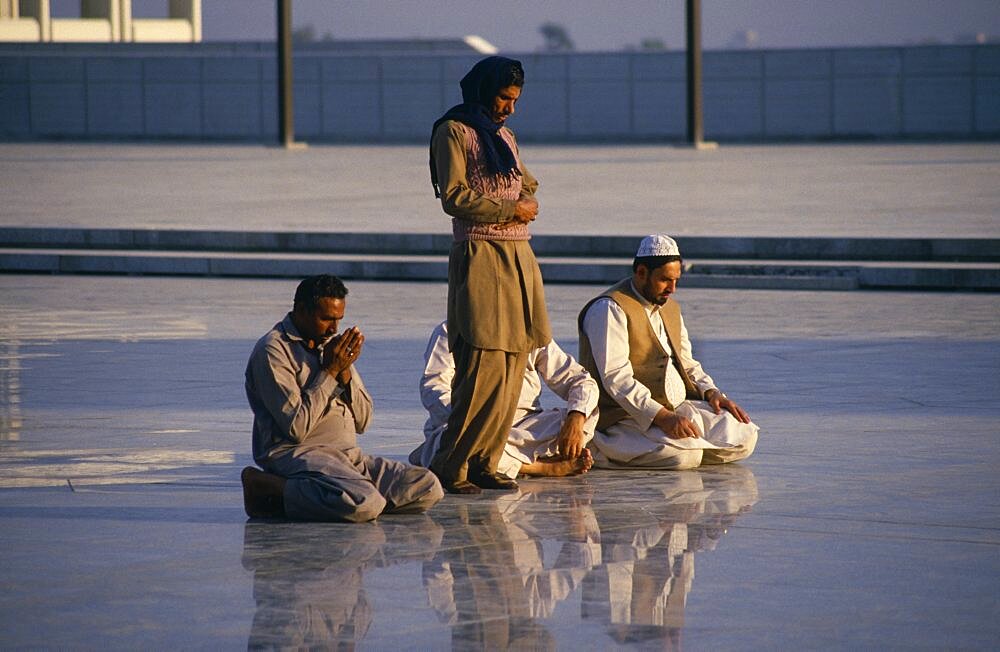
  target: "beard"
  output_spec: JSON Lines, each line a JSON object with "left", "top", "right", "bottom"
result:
{"left": 638, "top": 281, "right": 669, "bottom": 305}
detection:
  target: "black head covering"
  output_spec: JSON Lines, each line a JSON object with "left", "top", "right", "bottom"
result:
{"left": 430, "top": 56, "right": 524, "bottom": 197}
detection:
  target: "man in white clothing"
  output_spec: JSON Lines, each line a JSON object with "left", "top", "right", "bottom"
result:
{"left": 411, "top": 321, "right": 598, "bottom": 478}
{"left": 577, "top": 234, "right": 759, "bottom": 470}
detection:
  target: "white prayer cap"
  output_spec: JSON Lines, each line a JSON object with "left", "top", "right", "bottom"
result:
{"left": 635, "top": 233, "right": 680, "bottom": 258}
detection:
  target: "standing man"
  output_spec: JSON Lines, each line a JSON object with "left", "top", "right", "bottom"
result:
{"left": 241, "top": 275, "right": 443, "bottom": 521}
{"left": 428, "top": 56, "right": 551, "bottom": 493}
{"left": 411, "top": 321, "right": 597, "bottom": 479}
{"left": 578, "top": 235, "right": 759, "bottom": 469}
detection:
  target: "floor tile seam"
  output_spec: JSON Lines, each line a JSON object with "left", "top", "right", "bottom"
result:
{"left": 5, "top": 249, "right": 999, "bottom": 273}
{"left": 729, "top": 523, "right": 1000, "bottom": 546}
{"left": 748, "top": 511, "right": 1000, "bottom": 532}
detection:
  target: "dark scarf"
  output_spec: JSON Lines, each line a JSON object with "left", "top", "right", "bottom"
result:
{"left": 429, "top": 56, "right": 523, "bottom": 198}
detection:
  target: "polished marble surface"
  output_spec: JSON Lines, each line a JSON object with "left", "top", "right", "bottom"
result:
{"left": 1, "top": 276, "right": 998, "bottom": 649}
{"left": 2, "top": 142, "right": 999, "bottom": 239}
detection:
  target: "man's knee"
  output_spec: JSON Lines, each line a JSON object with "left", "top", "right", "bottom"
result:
{"left": 670, "top": 449, "right": 704, "bottom": 470}
{"left": 390, "top": 468, "right": 444, "bottom": 513}
{"left": 413, "top": 474, "right": 445, "bottom": 511}
{"left": 736, "top": 426, "right": 759, "bottom": 460}
{"left": 407, "top": 467, "right": 444, "bottom": 512}
{"left": 340, "top": 487, "right": 387, "bottom": 523}
{"left": 703, "top": 426, "right": 759, "bottom": 465}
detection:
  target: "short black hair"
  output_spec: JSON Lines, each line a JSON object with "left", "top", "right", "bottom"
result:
{"left": 293, "top": 275, "right": 348, "bottom": 312}
{"left": 633, "top": 255, "right": 682, "bottom": 273}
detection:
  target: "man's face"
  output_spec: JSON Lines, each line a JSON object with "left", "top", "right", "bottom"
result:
{"left": 293, "top": 297, "right": 345, "bottom": 345}
{"left": 490, "top": 84, "right": 522, "bottom": 125}
{"left": 634, "top": 261, "right": 682, "bottom": 305}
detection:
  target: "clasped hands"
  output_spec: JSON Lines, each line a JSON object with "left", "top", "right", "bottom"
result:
{"left": 322, "top": 326, "right": 364, "bottom": 385}
{"left": 495, "top": 197, "right": 538, "bottom": 230}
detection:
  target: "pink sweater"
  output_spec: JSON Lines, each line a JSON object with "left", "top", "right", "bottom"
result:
{"left": 452, "top": 122, "right": 530, "bottom": 242}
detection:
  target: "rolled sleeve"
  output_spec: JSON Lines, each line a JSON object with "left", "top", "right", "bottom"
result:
{"left": 534, "top": 339, "right": 599, "bottom": 418}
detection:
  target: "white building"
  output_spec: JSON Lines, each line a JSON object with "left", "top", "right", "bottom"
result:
{"left": 0, "top": 0, "right": 201, "bottom": 42}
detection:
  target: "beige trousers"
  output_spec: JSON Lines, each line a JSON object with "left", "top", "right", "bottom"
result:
{"left": 430, "top": 335, "right": 528, "bottom": 484}
{"left": 590, "top": 400, "right": 759, "bottom": 470}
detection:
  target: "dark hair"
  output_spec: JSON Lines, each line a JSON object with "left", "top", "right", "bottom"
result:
{"left": 502, "top": 61, "right": 525, "bottom": 88}
{"left": 633, "top": 255, "right": 682, "bottom": 273}
{"left": 293, "top": 275, "right": 348, "bottom": 312}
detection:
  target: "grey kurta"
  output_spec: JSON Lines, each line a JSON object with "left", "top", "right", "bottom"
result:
{"left": 245, "top": 315, "right": 443, "bottom": 521}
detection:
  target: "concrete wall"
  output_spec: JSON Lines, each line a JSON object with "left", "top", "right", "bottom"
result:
{"left": 1, "top": 43, "right": 997, "bottom": 141}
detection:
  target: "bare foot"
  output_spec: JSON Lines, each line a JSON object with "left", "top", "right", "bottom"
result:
{"left": 520, "top": 449, "right": 593, "bottom": 477}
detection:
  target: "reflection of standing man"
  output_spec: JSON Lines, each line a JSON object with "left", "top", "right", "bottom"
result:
{"left": 421, "top": 503, "right": 555, "bottom": 649}
{"left": 428, "top": 56, "right": 552, "bottom": 494}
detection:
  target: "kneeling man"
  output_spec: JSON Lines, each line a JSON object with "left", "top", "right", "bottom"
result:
{"left": 578, "top": 234, "right": 759, "bottom": 470}
{"left": 242, "top": 275, "right": 443, "bottom": 521}
{"left": 411, "top": 321, "right": 598, "bottom": 479}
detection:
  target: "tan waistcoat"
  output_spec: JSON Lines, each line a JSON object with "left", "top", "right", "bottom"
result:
{"left": 578, "top": 278, "right": 703, "bottom": 431}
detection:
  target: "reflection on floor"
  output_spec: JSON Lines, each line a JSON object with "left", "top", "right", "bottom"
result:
{"left": 242, "top": 467, "right": 757, "bottom": 650}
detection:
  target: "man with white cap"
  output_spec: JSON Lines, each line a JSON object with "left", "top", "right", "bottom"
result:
{"left": 577, "top": 234, "right": 758, "bottom": 469}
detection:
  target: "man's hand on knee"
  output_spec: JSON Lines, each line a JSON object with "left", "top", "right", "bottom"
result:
{"left": 705, "top": 389, "right": 752, "bottom": 424}
{"left": 653, "top": 408, "right": 702, "bottom": 439}
{"left": 556, "top": 410, "right": 587, "bottom": 459}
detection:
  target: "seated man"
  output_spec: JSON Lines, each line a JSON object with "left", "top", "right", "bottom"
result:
{"left": 578, "top": 234, "right": 759, "bottom": 469}
{"left": 241, "top": 275, "right": 443, "bottom": 521}
{"left": 410, "top": 321, "right": 598, "bottom": 478}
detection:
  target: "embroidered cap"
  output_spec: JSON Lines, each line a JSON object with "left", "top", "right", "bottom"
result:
{"left": 635, "top": 234, "right": 680, "bottom": 258}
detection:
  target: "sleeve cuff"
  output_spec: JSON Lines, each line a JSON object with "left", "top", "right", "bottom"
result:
{"left": 636, "top": 404, "right": 662, "bottom": 431}
{"left": 315, "top": 369, "right": 341, "bottom": 398}
{"left": 499, "top": 198, "right": 517, "bottom": 221}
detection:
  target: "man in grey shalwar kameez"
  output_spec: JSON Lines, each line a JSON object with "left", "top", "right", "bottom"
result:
{"left": 241, "top": 275, "right": 443, "bottom": 522}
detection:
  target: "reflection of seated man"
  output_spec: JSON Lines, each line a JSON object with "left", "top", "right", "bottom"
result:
{"left": 242, "top": 517, "right": 443, "bottom": 649}
{"left": 578, "top": 234, "right": 759, "bottom": 470}
{"left": 410, "top": 320, "right": 598, "bottom": 478}
{"left": 581, "top": 468, "right": 758, "bottom": 646}
{"left": 241, "top": 275, "right": 444, "bottom": 521}
{"left": 421, "top": 502, "right": 557, "bottom": 650}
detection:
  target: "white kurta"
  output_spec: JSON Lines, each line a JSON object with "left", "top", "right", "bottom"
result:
{"left": 411, "top": 321, "right": 600, "bottom": 478}
{"left": 580, "top": 287, "right": 759, "bottom": 469}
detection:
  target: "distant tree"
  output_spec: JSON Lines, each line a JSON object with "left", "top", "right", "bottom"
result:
{"left": 903, "top": 36, "right": 943, "bottom": 46}
{"left": 292, "top": 25, "right": 316, "bottom": 44}
{"left": 539, "top": 22, "right": 574, "bottom": 52}
{"left": 954, "top": 32, "right": 988, "bottom": 45}
{"left": 726, "top": 29, "right": 759, "bottom": 49}
{"left": 293, "top": 24, "right": 334, "bottom": 45}
{"left": 640, "top": 37, "right": 667, "bottom": 51}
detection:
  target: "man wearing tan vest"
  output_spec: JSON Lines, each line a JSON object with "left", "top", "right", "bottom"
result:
{"left": 578, "top": 234, "right": 759, "bottom": 469}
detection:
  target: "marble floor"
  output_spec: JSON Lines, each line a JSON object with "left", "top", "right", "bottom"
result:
{"left": 1, "top": 276, "right": 998, "bottom": 649}
{"left": 3, "top": 142, "right": 998, "bottom": 239}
